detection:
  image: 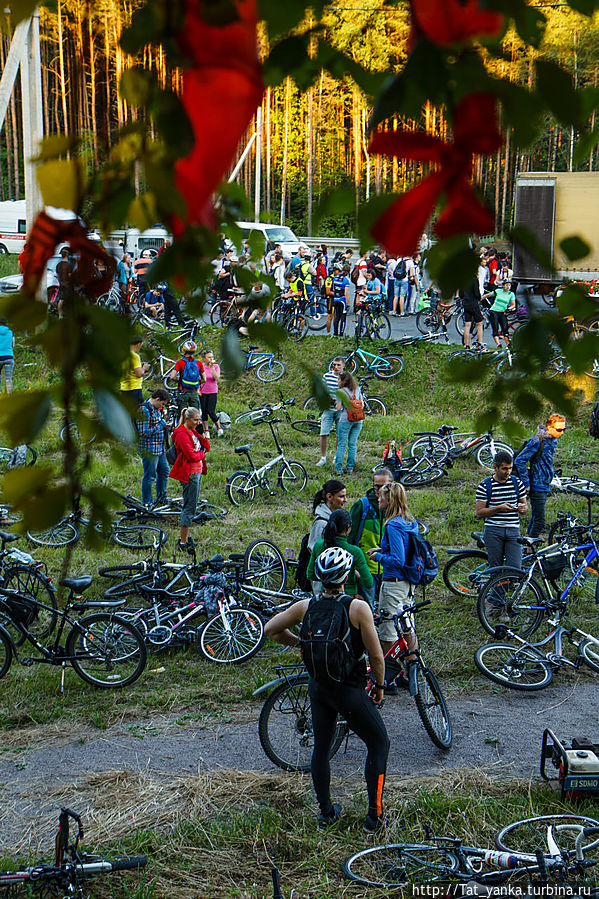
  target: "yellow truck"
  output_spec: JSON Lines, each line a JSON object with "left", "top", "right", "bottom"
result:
{"left": 512, "top": 171, "right": 599, "bottom": 287}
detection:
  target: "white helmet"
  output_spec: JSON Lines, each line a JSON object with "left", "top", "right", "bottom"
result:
{"left": 314, "top": 547, "right": 354, "bottom": 585}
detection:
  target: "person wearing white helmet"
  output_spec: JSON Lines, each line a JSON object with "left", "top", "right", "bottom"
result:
{"left": 170, "top": 340, "right": 205, "bottom": 414}
{"left": 265, "top": 546, "right": 389, "bottom": 834}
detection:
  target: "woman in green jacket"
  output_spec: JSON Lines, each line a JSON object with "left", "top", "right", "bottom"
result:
{"left": 307, "top": 509, "right": 373, "bottom": 598}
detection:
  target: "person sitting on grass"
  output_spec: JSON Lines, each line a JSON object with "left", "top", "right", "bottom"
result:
{"left": 143, "top": 286, "right": 164, "bottom": 319}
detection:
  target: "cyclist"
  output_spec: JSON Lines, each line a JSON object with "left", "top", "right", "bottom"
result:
{"left": 306, "top": 509, "right": 373, "bottom": 599}
{"left": 298, "top": 250, "right": 316, "bottom": 311}
{"left": 348, "top": 466, "right": 394, "bottom": 609}
{"left": 133, "top": 249, "right": 153, "bottom": 294}
{"left": 283, "top": 269, "right": 306, "bottom": 303}
{"left": 199, "top": 349, "right": 222, "bottom": 439}
{"left": 308, "top": 479, "right": 347, "bottom": 551}
{"left": 475, "top": 450, "right": 527, "bottom": 571}
{"left": 120, "top": 335, "right": 150, "bottom": 407}
{"left": 364, "top": 269, "right": 384, "bottom": 306}
{"left": 485, "top": 278, "right": 516, "bottom": 348}
{"left": 264, "top": 547, "right": 388, "bottom": 833}
{"left": 332, "top": 263, "right": 351, "bottom": 336}
{"left": 143, "top": 286, "right": 164, "bottom": 319}
{"left": 56, "top": 246, "right": 75, "bottom": 316}
{"left": 170, "top": 341, "right": 205, "bottom": 414}
{"left": 316, "top": 356, "right": 345, "bottom": 467}
{"left": 514, "top": 413, "right": 566, "bottom": 537}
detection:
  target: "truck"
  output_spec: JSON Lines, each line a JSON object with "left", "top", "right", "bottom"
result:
{"left": 0, "top": 200, "right": 27, "bottom": 254}
{"left": 512, "top": 172, "right": 599, "bottom": 291}
{"left": 107, "top": 225, "right": 171, "bottom": 260}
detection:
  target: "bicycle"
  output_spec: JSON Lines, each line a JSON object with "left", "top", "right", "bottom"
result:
{"left": 275, "top": 294, "right": 309, "bottom": 341}
{"left": 0, "top": 574, "right": 147, "bottom": 688}
{"left": 209, "top": 287, "right": 246, "bottom": 326}
{"left": 221, "top": 344, "right": 286, "bottom": 382}
{"left": 354, "top": 299, "right": 391, "bottom": 341}
{"left": 0, "top": 530, "right": 57, "bottom": 645}
{"left": 409, "top": 424, "right": 512, "bottom": 470}
{"left": 0, "top": 807, "right": 147, "bottom": 898}
{"left": 416, "top": 295, "right": 468, "bottom": 336}
{"left": 234, "top": 394, "right": 296, "bottom": 425}
{"left": 254, "top": 600, "right": 452, "bottom": 772}
{"left": 547, "top": 482, "right": 599, "bottom": 545}
{"left": 115, "top": 492, "right": 228, "bottom": 526}
{"left": 226, "top": 417, "right": 307, "bottom": 505}
{"left": 343, "top": 814, "right": 599, "bottom": 889}
{"left": 326, "top": 336, "right": 404, "bottom": 379}
{"left": 0, "top": 444, "right": 37, "bottom": 471}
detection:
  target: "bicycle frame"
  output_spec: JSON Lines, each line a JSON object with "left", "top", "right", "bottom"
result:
{"left": 246, "top": 350, "right": 276, "bottom": 370}
{"left": 501, "top": 613, "right": 599, "bottom": 673}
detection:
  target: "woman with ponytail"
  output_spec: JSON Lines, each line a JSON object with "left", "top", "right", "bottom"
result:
{"left": 306, "top": 508, "right": 373, "bottom": 599}
{"left": 307, "top": 478, "right": 347, "bottom": 551}
{"left": 169, "top": 406, "right": 210, "bottom": 551}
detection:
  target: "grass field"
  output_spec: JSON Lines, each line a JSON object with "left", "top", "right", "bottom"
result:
{"left": 1, "top": 323, "right": 598, "bottom": 896}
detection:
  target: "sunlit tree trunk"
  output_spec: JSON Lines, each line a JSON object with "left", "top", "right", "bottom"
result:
{"left": 280, "top": 77, "right": 289, "bottom": 226}
{"left": 57, "top": 0, "right": 68, "bottom": 135}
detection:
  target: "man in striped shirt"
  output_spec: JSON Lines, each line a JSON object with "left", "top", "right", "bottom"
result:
{"left": 316, "top": 357, "right": 345, "bottom": 467}
{"left": 475, "top": 450, "right": 528, "bottom": 570}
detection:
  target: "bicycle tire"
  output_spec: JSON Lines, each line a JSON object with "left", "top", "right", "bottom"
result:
{"left": 455, "top": 311, "right": 465, "bottom": 336}
{"left": 585, "top": 358, "right": 599, "bottom": 379}
{"left": 416, "top": 310, "right": 441, "bottom": 335}
{"left": 112, "top": 524, "right": 165, "bottom": 550}
{"left": 256, "top": 359, "right": 285, "bottom": 381}
{"left": 26, "top": 519, "right": 80, "bottom": 547}
{"left": 290, "top": 418, "right": 320, "bottom": 435}
{"left": 197, "top": 607, "right": 265, "bottom": 664}
{"left": 443, "top": 550, "right": 489, "bottom": 597}
{"left": 474, "top": 643, "right": 553, "bottom": 691}
{"left": 160, "top": 364, "right": 177, "bottom": 391}
{"left": 343, "top": 843, "right": 459, "bottom": 888}
{"left": 0, "top": 626, "right": 12, "bottom": 679}
{"left": 399, "top": 464, "right": 446, "bottom": 487}
{"left": 412, "top": 661, "right": 452, "bottom": 750}
{"left": 285, "top": 313, "right": 309, "bottom": 342}
{"left": 209, "top": 301, "right": 234, "bottom": 326}
{"left": 364, "top": 396, "right": 387, "bottom": 416}
{"left": 475, "top": 440, "right": 513, "bottom": 470}
{"left": 306, "top": 300, "right": 328, "bottom": 331}
{"left": 195, "top": 501, "right": 228, "bottom": 520}
{"left": 370, "top": 313, "right": 391, "bottom": 341}
{"left": 226, "top": 470, "right": 255, "bottom": 505}
{"left": 98, "top": 563, "right": 147, "bottom": 580}
{"left": 258, "top": 675, "right": 346, "bottom": 771}
{"left": 477, "top": 572, "right": 545, "bottom": 637}
{"left": 235, "top": 408, "right": 270, "bottom": 424}
{"left": 408, "top": 435, "right": 449, "bottom": 464}
{"left": 0, "top": 445, "right": 37, "bottom": 469}
{"left": 496, "top": 814, "right": 599, "bottom": 855}
{"left": 66, "top": 613, "right": 147, "bottom": 688}
{"left": 374, "top": 354, "right": 404, "bottom": 379}
{"left": 278, "top": 461, "right": 307, "bottom": 494}
{"left": 580, "top": 638, "right": 599, "bottom": 673}
{"left": 3, "top": 565, "right": 58, "bottom": 645}
{"left": 243, "top": 539, "right": 287, "bottom": 592}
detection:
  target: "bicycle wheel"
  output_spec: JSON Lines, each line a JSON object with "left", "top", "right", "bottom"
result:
{"left": 580, "top": 638, "right": 599, "bottom": 673}
{"left": 343, "top": 843, "right": 459, "bottom": 888}
{"left": 364, "top": 396, "right": 387, "bottom": 416}
{"left": 305, "top": 299, "right": 328, "bottom": 331}
{"left": 416, "top": 310, "right": 441, "bottom": 334}
{"left": 258, "top": 675, "right": 346, "bottom": 771}
{"left": 256, "top": 359, "right": 285, "bottom": 381}
{"left": 443, "top": 550, "right": 489, "bottom": 597}
{"left": 226, "top": 470, "right": 255, "bottom": 506}
{"left": 112, "top": 524, "right": 165, "bottom": 550}
{"left": 286, "top": 312, "right": 309, "bottom": 341}
{"left": 496, "top": 814, "right": 599, "bottom": 855}
{"left": 195, "top": 501, "right": 228, "bottom": 520}
{"left": 585, "top": 358, "right": 599, "bottom": 379}
{"left": 243, "top": 539, "right": 287, "bottom": 592}
{"left": 290, "top": 418, "right": 320, "bottom": 435}
{"left": 475, "top": 440, "right": 513, "bottom": 470}
{"left": 27, "top": 519, "right": 80, "bottom": 547}
{"left": 477, "top": 572, "right": 545, "bottom": 637}
{"left": 408, "top": 435, "right": 449, "bottom": 464}
{"left": 235, "top": 408, "right": 269, "bottom": 424}
{"left": 0, "top": 445, "right": 37, "bottom": 469}
{"left": 3, "top": 565, "right": 58, "bottom": 644}
{"left": 455, "top": 311, "right": 466, "bottom": 336}
{"left": 67, "top": 613, "right": 147, "bottom": 688}
{"left": 0, "top": 626, "right": 11, "bottom": 679}
{"left": 370, "top": 314, "right": 391, "bottom": 341}
{"left": 474, "top": 643, "right": 553, "bottom": 690}
{"left": 399, "top": 463, "right": 446, "bottom": 487}
{"left": 374, "top": 354, "right": 404, "bottom": 379}
{"left": 197, "top": 607, "right": 265, "bottom": 664}
{"left": 209, "top": 301, "right": 233, "bottom": 326}
{"left": 278, "top": 461, "right": 307, "bottom": 494}
{"left": 412, "top": 661, "right": 452, "bottom": 750}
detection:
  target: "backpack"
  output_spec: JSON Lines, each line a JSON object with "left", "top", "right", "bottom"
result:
{"left": 295, "top": 517, "right": 327, "bottom": 591}
{"left": 179, "top": 359, "right": 200, "bottom": 390}
{"left": 402, "top": 532, "right": 439, "bottom": 586}
{"left": 514, "top": 437, "right": 544, "bottom": 477}
{"left": 299, "top": 594, "right": 357, "bottom": 684}
{"left": 590, "top": 403, "right": 599, "bottom": 439}
{"left": 393, "top": 258, "right": 407, "bottom": 281}
{"left": 346, "top": 390, "right": 365, "bottom": 423}
{"left": 355, "top": 496, "right": 375, "bottom": 544}
{"left": 481, "top": 475, "right": 520, "bottom": 506}
{"left": 350, "top": 265, "right": 360, "bottom": 285}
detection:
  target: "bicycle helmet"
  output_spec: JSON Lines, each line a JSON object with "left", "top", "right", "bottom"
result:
{"left": 182, "top": 340, "right": 197, "bottom": 354}
{"left": 314, "top": 547, "right": 354, "bottom": 585}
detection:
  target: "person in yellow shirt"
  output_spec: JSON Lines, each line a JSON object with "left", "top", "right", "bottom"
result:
{"left": 120, "top": 335, "right": 150, "bottom": 406}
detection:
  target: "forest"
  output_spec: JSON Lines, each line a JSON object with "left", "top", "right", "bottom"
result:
{"left": 1, "top": 0, "right": 598, "bottom": 236}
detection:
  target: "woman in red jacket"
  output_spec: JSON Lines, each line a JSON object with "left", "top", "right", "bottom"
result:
{"left": 169, "top": 407, "right": 210, "bottom": 551}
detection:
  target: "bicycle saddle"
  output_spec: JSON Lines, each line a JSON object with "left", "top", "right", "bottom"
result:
{"left": 470, "top": 531, "right": 486, "bottom": 549}
{"left": 517, "top": 536, "right": 543, "bottom": 548}
{"left": 60, "top": 575, "right": 93, "bottom": 592}
{"left": 440, "top": 424, "right": 458, "bottom": 432}
{"left": 248, "top": 344, "right": 259, "bottom": 351}
{"left": 0, "top": 531, "right": 19, "bottom": 544}
{"left": 228, "top": 552, "right": 245, "bottom": 562}
{"left": 235, "top": 444, "right": 251, "bottom": 453}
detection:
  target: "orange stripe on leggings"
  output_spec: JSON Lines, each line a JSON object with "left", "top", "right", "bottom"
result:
{"left": 376, "top": 774, "right": 384, "bottom": 816}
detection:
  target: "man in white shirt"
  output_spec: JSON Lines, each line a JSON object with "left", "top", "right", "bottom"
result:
{"left": 316, "top": 357, "right": 345, "bottom": 467}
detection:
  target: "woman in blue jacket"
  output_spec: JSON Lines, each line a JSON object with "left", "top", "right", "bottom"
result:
{"left": 367, "top": 481, "right": 419, "bottom": 657}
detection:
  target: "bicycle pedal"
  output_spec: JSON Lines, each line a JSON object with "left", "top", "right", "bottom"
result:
{"left": 21, "top": 657, "right": 35, "bottom": 667}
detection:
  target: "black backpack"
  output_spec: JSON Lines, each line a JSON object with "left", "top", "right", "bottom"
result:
{"left": 295, "top": 517, "right": 327, "bottom": 591}
{"left": 299, "top": 594, "right": 357, "bottom": 684}
{"left": 590, "top": 403, "right": 599, "bottom": 439}
{"left": 393, "top": 258, "right": 407, "bottom": 280}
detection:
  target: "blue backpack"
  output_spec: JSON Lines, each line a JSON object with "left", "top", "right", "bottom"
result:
{"left": 403, "top": 532, "right": 438, "bottom": 586}
{"left": 180, "top": 358, "right": 200, "bottom": 390}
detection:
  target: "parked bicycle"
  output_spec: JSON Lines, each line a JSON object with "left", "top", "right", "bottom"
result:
{"left": 0, "top": 808, "right": 147, "bottom": 898}
{"left": 0, "top": 574, "right": 147, "bottom": 688}
{"left": 235, "top": 394, "right": 296, "bottom": 425}
{"left": 227, "top": 418, "right": 307, "bottom": 505}
{"left": 409, "top": 424, "right": 512, "bottom": 470}
{"left": 209, "top": 287, "right": 246, "bottom": 327}
{"left": 326, "top": 337, "right": 404, "bottom": 379}
{"left": 254, "top": 600, "right": 451, "bottom": 772}
{"left": 416, "top": 294, "right": 466, "bottom": 336}
{"left": 354, "top": 299, "right": 391, "bottom": 341}
{"left": 343, "top": 814, "right": 599, "bottom": 889}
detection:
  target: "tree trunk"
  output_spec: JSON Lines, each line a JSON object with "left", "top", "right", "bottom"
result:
{"left": 280, "top": 77, "right": 289, "bottom": 226}
{"left": 88, "top": 7, "right": 98, "bottom": 164}
{"left": 307, "top": 85, "right": 313, "bottom": 235}
{"left": 501, "top": 128, "right": 511, "bottom": 235}
{"left": 265, "top": 86, "right": 271, "bottom": 214}
{"left": 57, "top": 0, "right": 68, "bottom": 135}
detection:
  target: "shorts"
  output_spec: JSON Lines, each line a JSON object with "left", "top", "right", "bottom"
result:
{"left": 0, "top": 357, "right": 14, "bottom": 385}
{"left": 320, "top": 409, "right": 339, "bottom": 436}
{"left": 326, "top": 297, "right": 335, "bottom": 315}
{"left": 398, "top": 279, "right": 410, "bottom": 298}
{"left": 378, "top": 579, "right": 412, "bottom": 642}
{"left": 463, "top": 304, "right": 483, "bottom": 324}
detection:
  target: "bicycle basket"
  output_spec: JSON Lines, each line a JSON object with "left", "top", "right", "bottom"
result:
{"left": 541, "top": 551, "right": 567, "bottom": 581}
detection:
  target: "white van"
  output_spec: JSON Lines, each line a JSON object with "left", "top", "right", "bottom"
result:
{"left": 235, "top": 221, "right": 300, "bottom": 261}
{"left": 0, "top": 200, "right": 27, "bottom": 254}
{"left": 108, "top": 225, "right": 171, "bottom": 260}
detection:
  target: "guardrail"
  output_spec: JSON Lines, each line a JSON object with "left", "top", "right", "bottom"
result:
{"left": 299, "top": 236, "right": 360, "bottom": 251}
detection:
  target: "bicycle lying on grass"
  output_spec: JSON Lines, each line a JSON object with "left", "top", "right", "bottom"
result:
{"left": 221, "top": 344, "right": 286, "bottom": 381}
{"left": 227, "top": 418, "right": 307, "bottom": 505}
{"left": 327, "top": 336, "right": 404, "bottom": 379}
{"left": 343, "top": 814, "right": 599, "bottom": 889}
{"left": 409, "top": 424, "right": 512, "bottom": 470}
{"left": 254, "top": 600, "right": 451, "bottom": 772}
{"left": 0, "top": 807, "right": 147, "bottom": 898}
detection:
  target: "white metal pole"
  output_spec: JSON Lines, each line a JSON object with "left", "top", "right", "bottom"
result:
{"left": 228, "top": 132, "right": 257, "bottom": 183}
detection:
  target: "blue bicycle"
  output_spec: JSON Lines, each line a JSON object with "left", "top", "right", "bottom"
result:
{"left": 223, "top": 344, "right": 286, "bottom": 382}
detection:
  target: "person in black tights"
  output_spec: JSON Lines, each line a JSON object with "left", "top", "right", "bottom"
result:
{"left": 265, "top": 546, "right": 389, "bottom": 833}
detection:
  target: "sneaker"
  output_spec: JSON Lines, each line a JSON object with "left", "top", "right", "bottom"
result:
{"left": 384, "top": 683, "right": 398, "bottom": 696}
{"left": 204, "top": 431, "right": 210, "bottom": 439}
{"left": 177, "top": 541, "right": 189, "bottom": 553}
{"left": 217, "top": 428, "right": 224, "bottom": 437}
{"left": 318, "top": 803, "right": 342, "bottom": 830}
{"left": 316, "top": 456, "right": 327, "bottom": 467}
{"left": 363, "top": 813, "right": 385, "bottom": 834}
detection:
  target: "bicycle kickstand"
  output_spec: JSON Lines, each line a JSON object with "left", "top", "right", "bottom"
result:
{"left": 60, "top": 661, "right": 67, "bottom": 694}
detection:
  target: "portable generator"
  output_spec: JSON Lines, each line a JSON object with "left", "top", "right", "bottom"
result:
{"left": 541, "top": 728, "right": 599, "bottom": 799}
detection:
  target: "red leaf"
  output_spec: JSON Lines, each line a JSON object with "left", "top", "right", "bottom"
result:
{"left": 435, "top": 180, "right": 495, "bottom": 240}
{"left": 368, "top": 130, "right": 445, "bottom": 163}
{"left": 371, "top": 172, "right": 448, "bottom": 257}
{"left": 410, "top": 0, "right": 504, "bottom": 46}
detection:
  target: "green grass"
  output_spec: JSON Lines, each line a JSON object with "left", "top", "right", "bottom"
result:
{"left": 1, "top": 327, "right": 599, "bottom": 895}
